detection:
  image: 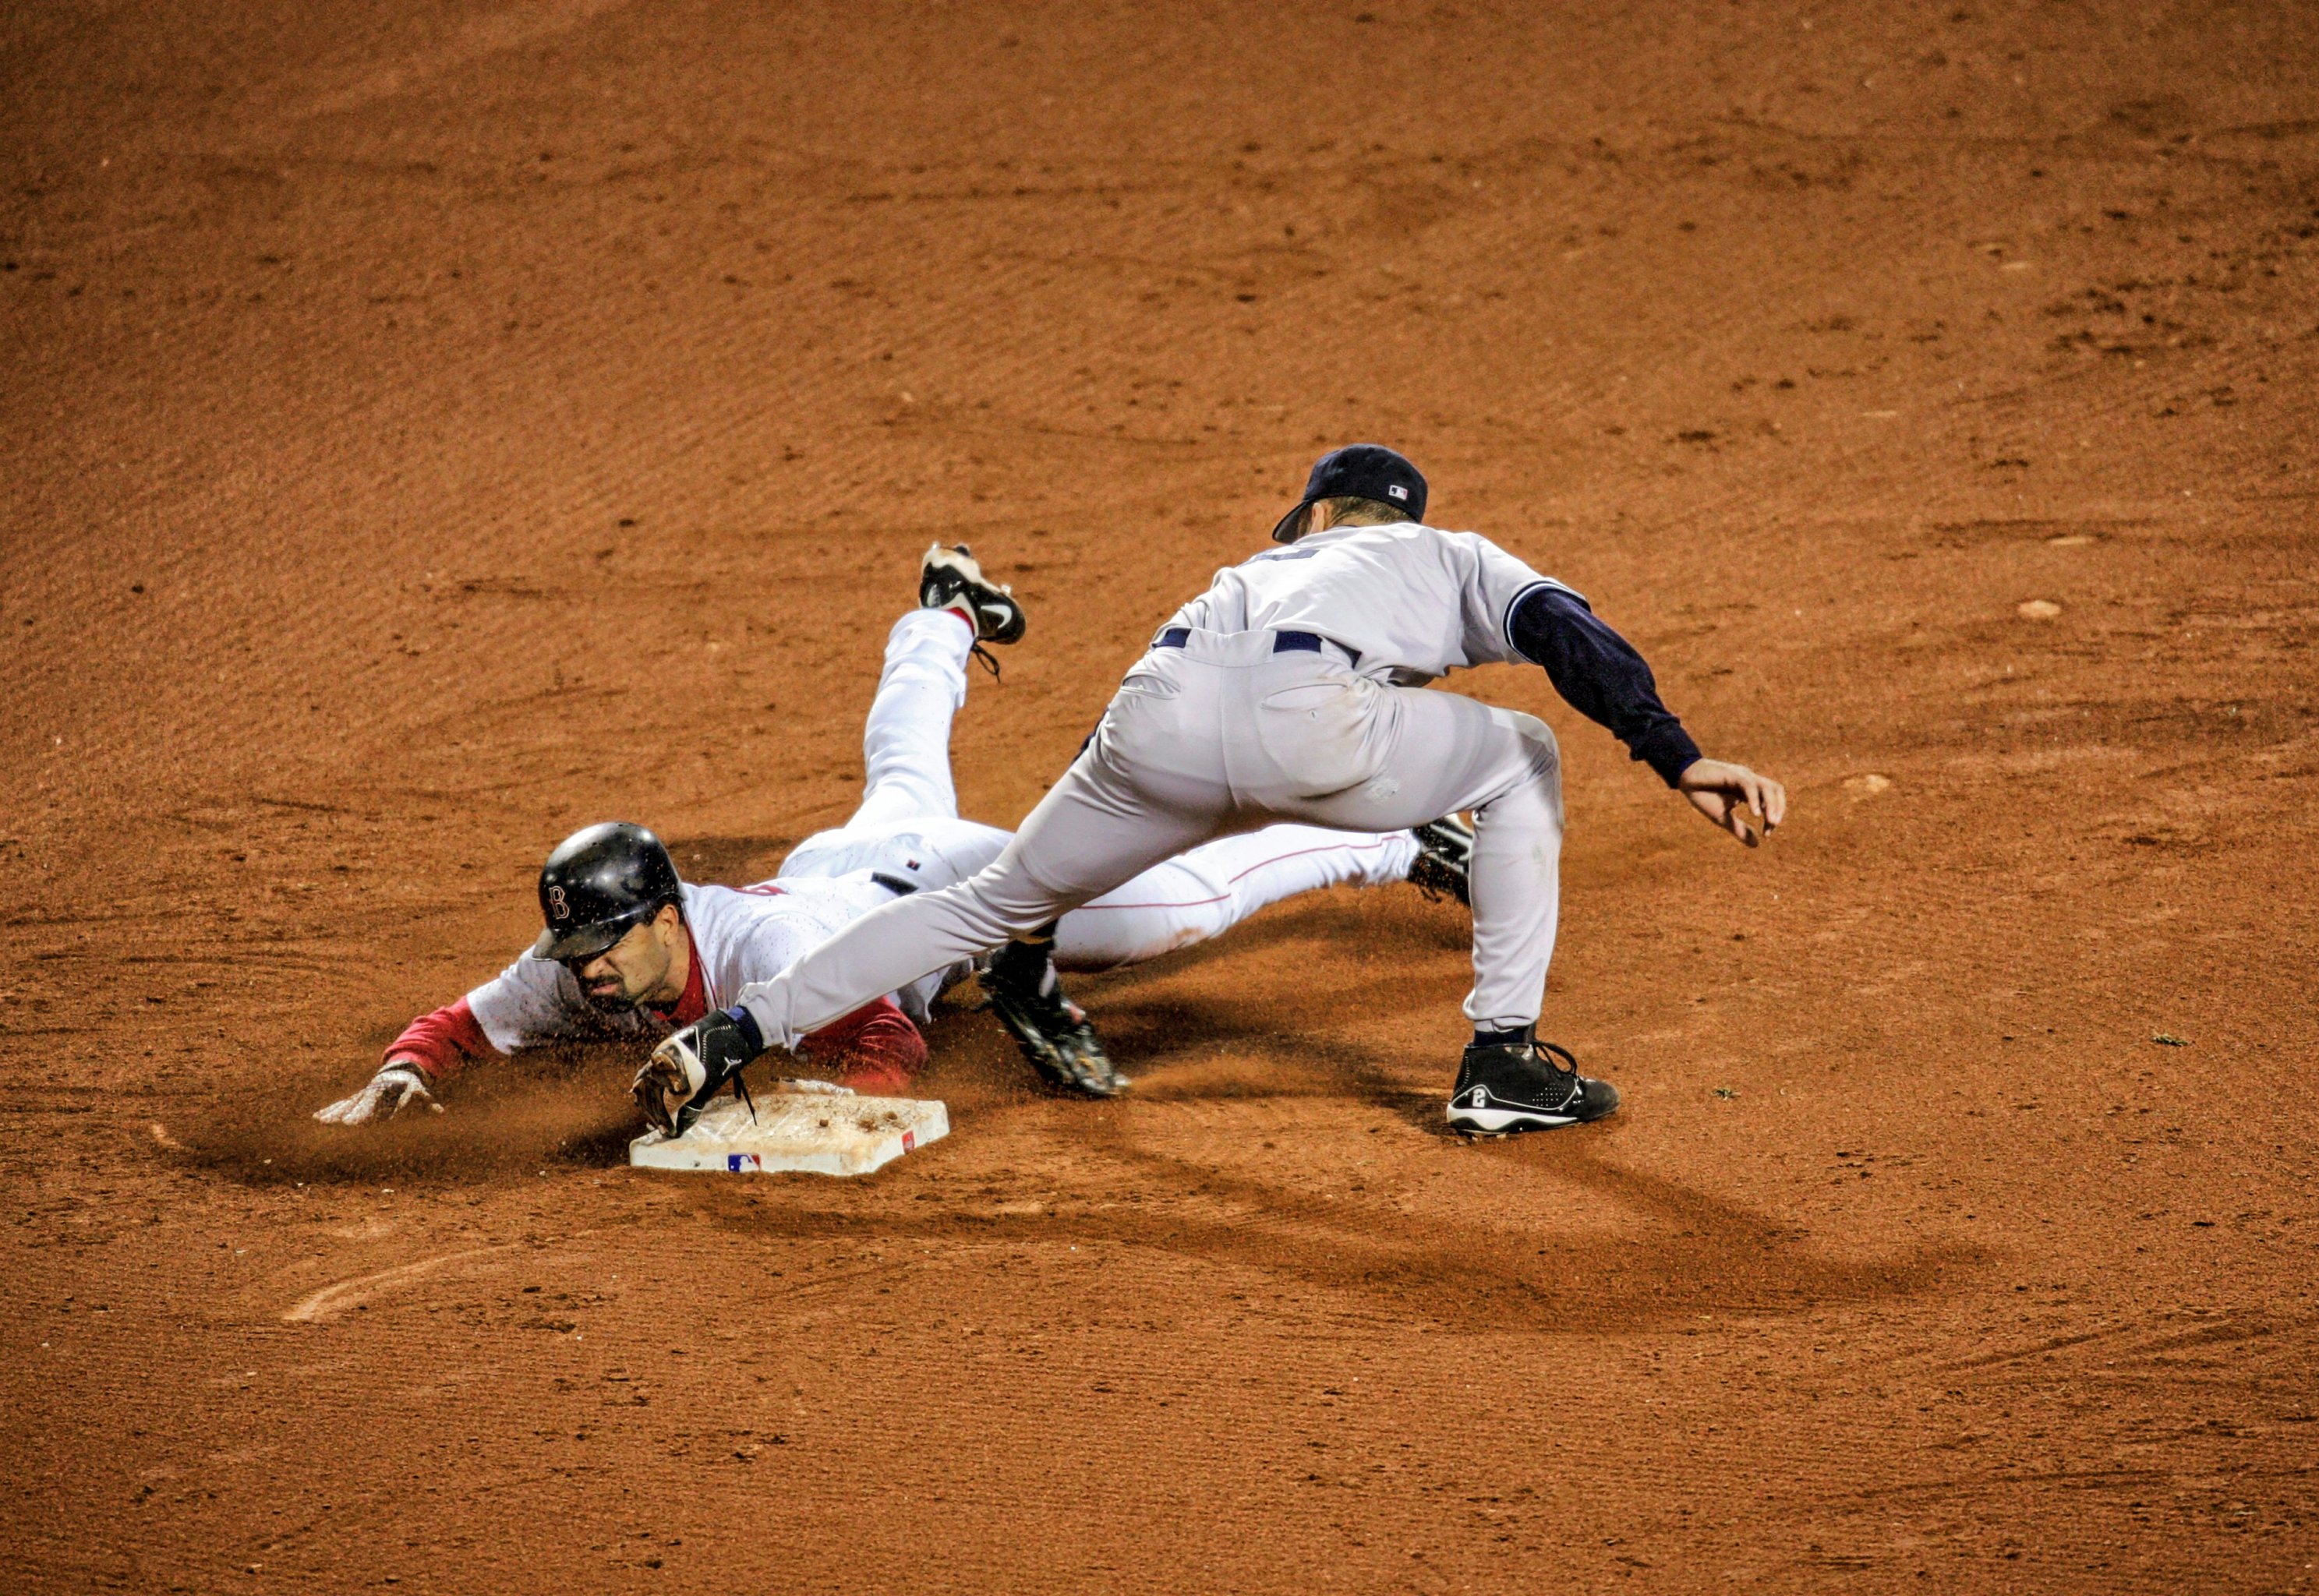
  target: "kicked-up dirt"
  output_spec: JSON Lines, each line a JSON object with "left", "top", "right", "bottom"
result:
{"left": 3, "top": 1, "right": 2317, "bottom": 1590}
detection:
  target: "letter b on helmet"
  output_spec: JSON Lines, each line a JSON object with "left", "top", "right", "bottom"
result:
{"left": 529, "top": 821, "right": 682, "bottom": 962}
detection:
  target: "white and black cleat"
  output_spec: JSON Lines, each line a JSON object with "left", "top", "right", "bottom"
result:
{"left": 1408, "top": 814, "right": 1473, "bottom": 906}
{"left": 921, "top": 543, "right": 1028, "bottom": 646}
{"left": 1446, "top": 1033, "right": 1618, "bottom": 1135}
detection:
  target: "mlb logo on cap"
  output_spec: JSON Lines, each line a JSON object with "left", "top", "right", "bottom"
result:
{"left": 1271, "top": 443, "right": 1430, "bottom": 542}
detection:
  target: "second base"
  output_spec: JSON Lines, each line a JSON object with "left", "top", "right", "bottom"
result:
{"left": 629, "top": 1087, "right": 949, "bottom": 1178}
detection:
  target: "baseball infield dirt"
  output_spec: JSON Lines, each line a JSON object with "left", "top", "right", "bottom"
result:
{"left": 4, "top": 2, "right": 2315, "bottom": 1590}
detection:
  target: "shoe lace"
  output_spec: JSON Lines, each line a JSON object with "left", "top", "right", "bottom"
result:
{"left": 1532, "top": 1041, "right": 1584, "bottom": 1109}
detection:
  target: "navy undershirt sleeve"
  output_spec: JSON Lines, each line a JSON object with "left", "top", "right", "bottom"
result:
{"left": 1507, "top": 586, "right": 1702, "bottom": 786}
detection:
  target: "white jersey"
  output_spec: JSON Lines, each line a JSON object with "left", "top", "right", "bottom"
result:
{"left": 1165, "top": 521, "right": 1578, "bottom": 686}
{"left": 467, "top": 874, "right": 946, "bottom": 1054}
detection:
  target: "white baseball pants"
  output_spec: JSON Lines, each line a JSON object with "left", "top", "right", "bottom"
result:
{"left": 775, "top": 609, "right": 1420, "bottom": 976}
{"left": 739, "top": 624, "right": 1561, "bottom": 1047}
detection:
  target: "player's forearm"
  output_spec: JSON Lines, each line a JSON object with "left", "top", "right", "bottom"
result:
{"left": 383, "top": 997, "right": 495, "bottom": 1082}
{"left": 1508, "top": 586, "right": 1700, "bottom": 785}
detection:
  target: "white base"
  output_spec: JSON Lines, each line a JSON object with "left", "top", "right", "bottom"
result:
{"left": 629, "top": 1086, "right": 949, "bottom": 1178}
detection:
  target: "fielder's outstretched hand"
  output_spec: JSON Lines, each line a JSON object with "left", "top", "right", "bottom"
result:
{"left": 313, "top": 1062, "right": 440, "bottom": 1125}
{"left": 1676, "top": 759, "right": 1787, "bottom": 847}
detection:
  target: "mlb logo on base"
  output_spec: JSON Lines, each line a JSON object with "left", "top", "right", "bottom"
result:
{"left": 635, "top": 1093, "right": 949, "bottom": 1178}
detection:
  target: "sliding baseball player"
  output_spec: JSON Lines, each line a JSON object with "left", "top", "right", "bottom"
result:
{"left": 638, "top": 447, "right": 1784, "bottom": 1139}
{"left": 316, "top": 545, "right": 1470, "bottom": 1124}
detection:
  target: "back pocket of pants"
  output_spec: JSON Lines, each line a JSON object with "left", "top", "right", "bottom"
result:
{"left": 1257, "top": 678, "right": 1374, "bottom": 792}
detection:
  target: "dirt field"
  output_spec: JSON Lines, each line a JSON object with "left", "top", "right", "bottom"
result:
{"left": 5, "top": 1, "right": 2316, "bottom": 1589}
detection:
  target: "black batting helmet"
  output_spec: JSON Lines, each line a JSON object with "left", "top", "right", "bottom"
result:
{"left": 529, "top": 821, "right": 684, "bottom": 962}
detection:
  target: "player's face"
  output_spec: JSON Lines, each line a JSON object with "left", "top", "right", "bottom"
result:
{"left": 571, "top": 911, "right": 679, "bottom": 1010}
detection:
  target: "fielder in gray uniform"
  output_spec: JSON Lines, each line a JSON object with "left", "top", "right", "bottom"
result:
{"left": 638, "top": 445, "right": 1785, "bottom": 1137}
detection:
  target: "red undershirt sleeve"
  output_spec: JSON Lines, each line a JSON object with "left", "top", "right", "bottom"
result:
{"left": 795, "top": 998, "right": 927, "bottom": 1096}
{"left": 384, "top": 998, "right": 496, "bottom": 1082}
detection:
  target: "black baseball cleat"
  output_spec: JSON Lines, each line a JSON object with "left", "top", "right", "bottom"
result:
{"left": 979, "top": 936, "right": 1127, "bottom": 1097}
{"left": 1407, "top": 814, "right": 1474, "bottom": 906}
{"left": 921, "top": 543, "right": 1028, "bottom": 646}
{"left": 1446, "top": 1033, "right": 1619, "bottom": 1135}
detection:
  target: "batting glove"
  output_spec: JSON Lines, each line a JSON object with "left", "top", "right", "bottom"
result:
{"left": 313, "top": 1063, "right": 440, "bottom": 1125}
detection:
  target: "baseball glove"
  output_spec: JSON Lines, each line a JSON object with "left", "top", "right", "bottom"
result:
{"left": 632, "top": 1007, "right": 762, "bottom": 1135}
{"left": 979, "top": 937, "right": 1126, "bottom": 1097}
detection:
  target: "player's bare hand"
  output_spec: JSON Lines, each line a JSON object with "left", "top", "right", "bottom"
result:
{"left": 313, "top": 1063, "right": 440, "bottom": 1125}
{"left": 1676, "top": 759, "right": 1787, "bottom": 847}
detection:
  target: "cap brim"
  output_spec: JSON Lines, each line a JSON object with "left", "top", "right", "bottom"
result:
{"left": 529, "top": 916, "right": 635, "bottom": 963}
{"left": 1270, "top": 501, "right": 1313, "bottom": 543}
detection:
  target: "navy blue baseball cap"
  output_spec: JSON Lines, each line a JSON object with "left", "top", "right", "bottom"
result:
{"left": 1270, "top": 443, "right": 1429, "bottom": 542}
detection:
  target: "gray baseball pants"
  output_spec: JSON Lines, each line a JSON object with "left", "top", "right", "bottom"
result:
{"left": 736, "top": 626, "right": 1564, "bottom": 1047}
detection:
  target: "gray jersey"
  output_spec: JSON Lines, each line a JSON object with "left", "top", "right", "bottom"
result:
{"left": 1164, "top": 522, "right": 1579, "bottom": 686}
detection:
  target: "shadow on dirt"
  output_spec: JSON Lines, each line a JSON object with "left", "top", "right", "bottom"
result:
{"left": 1081, "top": 886, "right": 1474, "bottom": 987}
{"left": 161, "top": 1043, "right": 646, "bottom": 1187}
{"left": 1060, "top": 889, "right": 1474, "bottom": 1125}
{"left": 1088, "top": 1129, "right": 1981, "bottom": 1336}
{"left": 1092, "top": 995, "right": 1441, "bottom": 1126}
{"left": 691, "top": 1123, "right": 1981, "bottom": 1338}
